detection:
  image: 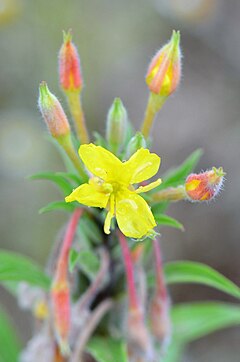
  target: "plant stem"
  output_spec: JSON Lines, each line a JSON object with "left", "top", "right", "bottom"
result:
{"left": 51, "top": 208, "right": 83, "bottom": 356}
{"left": 67, "top": 91, "right": 89, "bottom": 144}
{"left": 71, "top": 299, "right": 113, "bottom": 362}
{"left": 152, "top": 185, "right": 186, "bottom": 203}
{"left": 153, "top": 238, "right": 167, "bottom": 299}
{"left": 140, "top": 93, "right": 166, "bottom": 139}
{"left": 118, "top": 231, "right": 139, "bottom": 311}
{"left": 58, "top": 133, "right": 87, "bottom": 181}
{"left": 55, "top": 208, "right": 83, "bottom": 281}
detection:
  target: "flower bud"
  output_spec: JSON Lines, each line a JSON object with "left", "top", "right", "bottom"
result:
{"left": 146, "top": 30, "right": 181, "bottom": 97}
{"left": 106, "top": 98, "right": 128, "bottom": 154}
{"left": 185, "top": 167, "right": 225, "bottom": 202}
{"left": 38, "top": 82, "right": 70, "bottom": 139}
{"left": 126, "top": 132, "right": 146, "bottom": 159}
{"left": 59, "top": 30, "right": 83, "bottom": 92}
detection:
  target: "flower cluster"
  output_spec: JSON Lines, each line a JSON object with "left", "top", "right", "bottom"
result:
{"left": 20, "top": 29, "right": 226, "bottom": 362}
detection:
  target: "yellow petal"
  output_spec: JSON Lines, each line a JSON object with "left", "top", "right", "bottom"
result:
{"left": 65, "top": 183, "right": 109, "bottom": 208}
{"left": 104, "top": 194, "right": 115, "bottom": 234}
{"left": 123, "top": 148, "right": 161, "bottom": 184}
{"left": 79, "top": 144, "right": 123, "bottom": 181}
{"left": 116, "top": 189, "right": 156, "bottom": 239}
{"left": 135, "top": 178, "right": 162, "bottom": 194}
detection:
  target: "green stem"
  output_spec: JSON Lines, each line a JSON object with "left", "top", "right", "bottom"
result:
{"left": 140, "top": 93, "right": 166, "bottom": 139}
{"left": 66, "top": 91, "right": 89, "bottom": 144}
{"left": 152, "top": 185, "right": 186, "bottom": 202}
{"left": 57, "top": 133, "right": 87, "bottom": 181}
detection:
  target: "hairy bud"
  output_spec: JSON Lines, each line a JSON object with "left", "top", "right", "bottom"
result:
{"left": 185, "top": 167, "right": 225, "bottom": 202}
{"left": 59, "top": 29, "right": 83, "bottom": 92}
{"left": 146, "top": 30, "right": 181, "bottom": 97}
{"left": 38, "top": 81, "right": 70, "bottom": 139}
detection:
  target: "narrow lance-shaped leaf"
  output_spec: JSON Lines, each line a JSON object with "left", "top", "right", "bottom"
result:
{"left": 171, "top": 302, "right": 240, "bottom": 343}
{"left": 39, "top": 200, "right": 75, "bottom": 214}
{"left": 0, "top": 250, "right": 50, "bottom": 289}
{"left": 165, "top": 261, "right": 240, "bottom": 300}
{"left": 29, "top": 172, "right": 74, "bottom": 196}
{"left": 147, "top": 261, "right": 240, "bottom": 300}
{"left": 0, "top": 306, "right": 21, "bottom": 362}
{"left": 163, "top": 302, "right": 240, "bottom": 362}
{"left": 154, "top": 213, "right": 184, "bottom": 231}
{"left": 155, "top": 148, "right": 203, "bottom": 192}
{"left": 87, "top": 337, "right": 128, "bottom": 362}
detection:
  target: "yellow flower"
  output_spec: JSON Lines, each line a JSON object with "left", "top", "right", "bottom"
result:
{"left": 65, "top": 144, "right": 161, "bottom": 239}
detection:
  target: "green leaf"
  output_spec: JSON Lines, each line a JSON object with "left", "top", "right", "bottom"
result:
{"left": 69, "top": 249, "right": 80, "bottom": 273}
{"left": 0, "top": 281, "right": 19, "bottom": 296}
{"left": 39, "top": 200, "right": 75, "bottom": 214}
{"left": 87, "top": 337, "right": 128, "bottom": 362}
{"left": 0, "top": 306, "right": 21, "bottom": 362}
{"left": 151, "top": 201, "right": 169, "bottom": 215}
{"left": 162, "top": 341, "right": 183, "bottom": 362}
{"left": 47, "top": 136, "right": 78, "bottom": 174}
{"left": 172, "top": 302, "right": 240, "bottom": 343}
{"left": 164, "top": 261, "right": 240, "bottom": 299}
{"left": 29, "top": 172, "right": 74, "bottom": 196}
{"left": 0, "top": 250, "right": 50, "bottom": 289}
{"left": 77, "top": 250, "right": 100, "bottom": 280}
{"left": 55, "top": 172, "right": 81, "bottom": 185}
{"left": 154, "top": 213, "right": 184, "bottom": 231}
{"left": 156, "top": 149, "right": 203, "bottom": 191}
{"left": 94, "top": 132, "right": 108, "bottom": 148}
{"left": 80, "top": 215, "right": 103, "bottom": 245}
{"left": 163, "top": 302, "right": 240, "bottom": 362}
{"left": 147, "top": 261, "right": 240, "bottom": 300}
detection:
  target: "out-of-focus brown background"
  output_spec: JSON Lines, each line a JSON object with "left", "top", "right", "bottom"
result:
{"left": 0, "top": 0, "right": 240, "bottom": 360}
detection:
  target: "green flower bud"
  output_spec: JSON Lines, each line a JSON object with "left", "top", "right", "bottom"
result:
{"left": 126, "top": 132, "right": 147, "bottom": 158}
{"left": 106, "top": 98, "right": 127, "bottom": 154}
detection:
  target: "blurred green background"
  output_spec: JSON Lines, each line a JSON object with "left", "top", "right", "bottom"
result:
{"left": 0, "top": 0, "right": 240, "bottom": 360}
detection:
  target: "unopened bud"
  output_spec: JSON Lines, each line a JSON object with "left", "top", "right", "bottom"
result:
{"left": 38, "top": 82, "right": 70, "bottom": 139}
{"left": 106, "top": 98, "right": 127, "bottom": 154}
{"left": 146, "top": 30, "right": 181, "bottom": 98}
{"left": 59, "top": 30, "right": 83, "bottom": 92}
{"left": 126, "top": 132, "right": 146, "bottom": 158}
{"left": 185, "top": 167, "right": 225, "bottom": 202}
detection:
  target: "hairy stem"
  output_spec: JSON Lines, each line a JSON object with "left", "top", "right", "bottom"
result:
{"left": 67, "top": 91, "right": 89, "bottom": 144}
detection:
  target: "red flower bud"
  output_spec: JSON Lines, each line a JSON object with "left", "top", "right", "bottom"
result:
{"left": 59, "top": 30, "right": 83, "bottom": 92}
{"left": 185, "top": 167, "right": 225, "bottom": 202}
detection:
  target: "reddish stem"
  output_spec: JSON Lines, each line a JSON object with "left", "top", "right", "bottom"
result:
{"left": 153, "top": 238, "right": 167, "bottom": 299}
{"left": 51, "top": 208, "right": 83, "bottom": 355}
{"left": 118, "top": 231, "right": 139, "bottom": 310}
{"left": 55, "top": 208, "right": 83, "bottom": 280}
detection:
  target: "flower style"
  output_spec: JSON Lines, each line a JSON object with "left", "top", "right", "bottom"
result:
{"left": 65, "top": 144, "right": 161, "bottom": 238}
